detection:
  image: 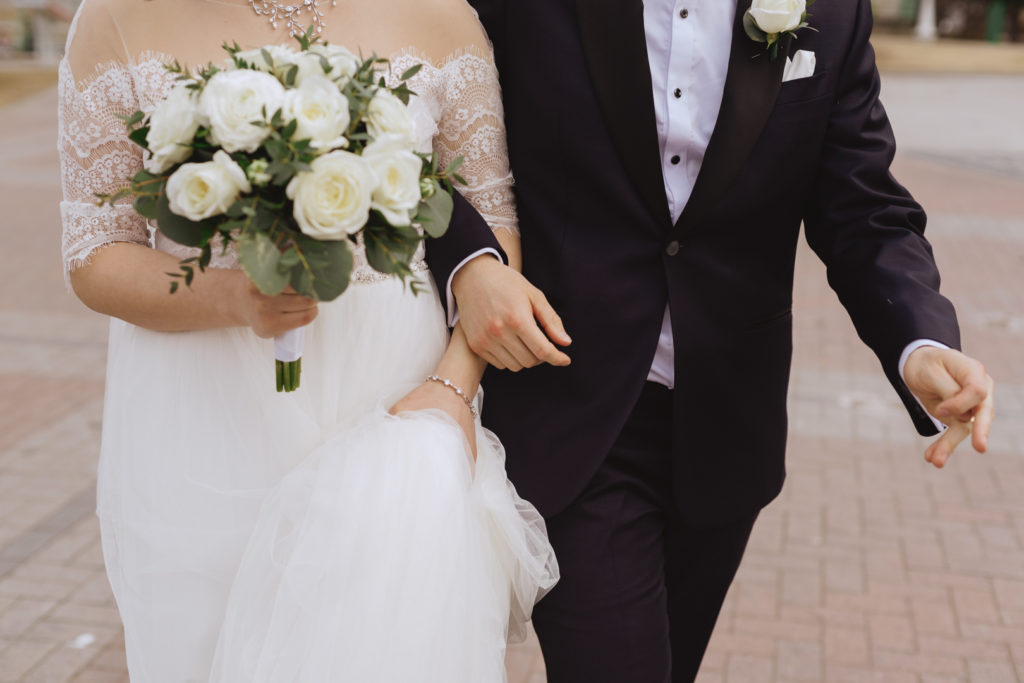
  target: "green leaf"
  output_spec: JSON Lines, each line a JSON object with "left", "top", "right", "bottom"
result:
{"left": 364, "top": 220, "right": 421, "bottom": 274}
{"left": 415, "top": 185, "right": 454, "bottom": 238}
{"left": 270, "top": 108, "right": 285, "bottom": 129}
{"left": 226, "top": 199, "right": 249, "bottom": 219}
{"left": 119, "top": 110, "right": 146, "bottom": 129}
{"left": 399, "top": 64, "right": 423, "bottom": 81}
{"left": 281, "top": 118, "right": 298, "bottom": 141}
{"left": 279, "top": 246, "right": 301, "bottom": 268}
{"left": 444, "top": 156, "right": 464, "bottom": 176}
{"left": 97, "top": 188, "right": 131, "bottom": 206}
{"left": 131, "top": 169, "right": 161, "bottom": 185}
{"left": 198, "top": 244, "right": 212, "bottom": 270}
{"left": 237, "top": 231, "right": 289, "bottom": 296}
{"left": 265, "top": 138, "right": 290, "bottom": 162}
{"left": 290, "top": 236, "right": 354, "bottom": 301}
{"left": 155, "top": 193, "right": 217, "bottom": 247}
{"left": 284, "top": 64, "right": 299, "bottom": 87}
{"left": 134, "top": 194, "right": 158, "bottom": 220}
{"left": 742, "top": 11, "right": 768, "bottom": 43}
{"left": 129, "top": 126, "right": 151, "bottom": 150}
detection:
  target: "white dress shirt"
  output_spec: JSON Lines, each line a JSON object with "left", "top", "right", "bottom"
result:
{"left": 641, "top": 0, "right": 945, "bottom": 429}
{"left": 643, "top": 0, "right": 735, "bottom": 388}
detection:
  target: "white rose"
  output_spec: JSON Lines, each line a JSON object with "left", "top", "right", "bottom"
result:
{"left": 361, "top": 135, "right": 423, "bottom": 226}
{"left": 286, "top": 150, "right": 378, "bottom": 239}
{"left": 198, "top": 70, "right": 286, "bottom": 153}
{"left": 748, "top": 0, "right": 806, "bottom": 34}
{"left": 145, "top": 84, "right": 200, "bottom": 174}
{"left": 284, "top": 75, "right": 350, "bottom": 151}
{"left": 307, "top": 43, "right": 360, "bottom": 87}
{"left": 166, "top": 150, "right": 252, "bottom": 222}
{"left": 365, "top": 90, "right": 415, "bottom": 144}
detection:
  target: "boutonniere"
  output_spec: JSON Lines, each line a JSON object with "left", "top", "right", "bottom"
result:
{"left": 743, "top": 0, "right": 816, "bottom": 61}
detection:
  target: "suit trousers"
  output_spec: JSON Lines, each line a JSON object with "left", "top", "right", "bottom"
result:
{"left": 531, "top": 382, "right": 759, "bottom": 682}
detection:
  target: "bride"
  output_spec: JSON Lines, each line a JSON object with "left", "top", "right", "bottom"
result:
{"left": 57, "top": 0, "right": 557, "bottom": 680}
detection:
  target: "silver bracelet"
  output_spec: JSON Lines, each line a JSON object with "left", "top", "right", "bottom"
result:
{"left": 425, "top": 375, "right": 478, "bottom": 419}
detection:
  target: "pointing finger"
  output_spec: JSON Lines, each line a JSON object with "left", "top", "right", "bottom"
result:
{"left": 971, "top": 375, "right": 995, "bottom": 454}
{"left": 925, "top": 420, "right": 971, "bottom": 468}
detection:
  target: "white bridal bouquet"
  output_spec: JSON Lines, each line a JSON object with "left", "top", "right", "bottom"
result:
{"left": 99, "top": 29, "right": 464, "bottom": 391}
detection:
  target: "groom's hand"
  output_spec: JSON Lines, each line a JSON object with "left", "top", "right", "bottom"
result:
{"left": 452, "top": 257, "right": 572, "bottom": 371}
{"left": 903, "top": 346, "right": 995, "bottom": 468}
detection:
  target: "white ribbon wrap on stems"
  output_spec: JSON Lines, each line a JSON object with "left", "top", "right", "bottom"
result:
{"left": 274, "top": 327, "right": 305, "bottom": 363}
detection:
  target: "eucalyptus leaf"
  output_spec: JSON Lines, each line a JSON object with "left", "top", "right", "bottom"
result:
{"left": 415, "top": 186, "right": 454, "bottom": 238}
{"left": 238, "top": 231, "right": 289, "bottom": 295}
{"left": 155, "top": 193, "right": 217, "bottom": 247}
{"left": 292, "top": 237, "right": 354, "bottom": 301}
{"left": 129, "top": 126, "right": 151, "bottom": 150}
{"left": 399, "top": 64, "right": 423, "bottom": 81}
{"left": 364, "top": 221, "right": 420, "bottom": 275}
{"left": 279, "top": 246, "right": 301, "bottom": 268}
{"left": 444, "top": 156, "right": 464, "bottom": 176}
{"left": 134, "top": 194, "right": 158, "bottom": 220}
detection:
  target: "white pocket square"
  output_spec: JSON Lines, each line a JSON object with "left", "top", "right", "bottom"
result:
{"left": 782, "top": 50, "right": 816, "bottom": 83}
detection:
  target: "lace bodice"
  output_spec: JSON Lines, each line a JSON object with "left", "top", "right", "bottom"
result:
{"left": 58, "top": 30, "right": 516, "bottom": 282}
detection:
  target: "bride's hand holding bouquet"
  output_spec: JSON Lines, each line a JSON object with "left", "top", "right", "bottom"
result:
{"left": 99, "top": 29, "right": 464, "bottom": 391}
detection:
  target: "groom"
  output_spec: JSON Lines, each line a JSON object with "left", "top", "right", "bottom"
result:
{"left": 429, "top": 0, "right": 995, "bottom": 680}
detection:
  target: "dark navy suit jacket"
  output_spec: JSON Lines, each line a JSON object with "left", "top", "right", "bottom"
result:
{"left": 428, "top": 0, "right": 960, "bottom": 524}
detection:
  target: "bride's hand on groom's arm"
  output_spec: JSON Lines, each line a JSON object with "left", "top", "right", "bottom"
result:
{"left": 903, "top": 346, "right": 995, "bottom": 469}
{"left": 452, "top": 256, "right": 572, "bottom": 372}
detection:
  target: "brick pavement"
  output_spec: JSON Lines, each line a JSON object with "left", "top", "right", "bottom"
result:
{"left": 1, "top": 76, "right": 1022, "bottom": 683}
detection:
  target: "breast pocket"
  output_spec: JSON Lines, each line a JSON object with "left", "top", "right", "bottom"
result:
{"left": 775, "top": 70, "right": 832, "bottom": 107}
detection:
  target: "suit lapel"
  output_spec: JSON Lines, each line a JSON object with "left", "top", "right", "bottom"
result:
{"left": 674, "top": 1, "right": 790, "bottom": 235}
{"left": 576, "top": 0, "right": 671, "bottom": 227}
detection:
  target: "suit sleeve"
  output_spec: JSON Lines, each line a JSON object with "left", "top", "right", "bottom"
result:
{"left": 425, "top": 192, "right": 506, "bottom": 316}
{"left": 802, "top": 0, "right": 960, "bottom": 436}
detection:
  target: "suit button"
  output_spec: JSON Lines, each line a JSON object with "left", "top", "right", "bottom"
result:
{"left": 665, "top": 240, "right": 681, "bottom": 256}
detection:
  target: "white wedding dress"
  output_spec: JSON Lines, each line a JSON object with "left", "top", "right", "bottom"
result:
{"left": 57, "top": 2, "right": 557, "bottom": 681}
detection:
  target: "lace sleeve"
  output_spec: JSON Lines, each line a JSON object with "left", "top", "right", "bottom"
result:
{"left": 435, "top": 47, "right": 518, "bottom": 236}
{"left": 58, "top": 58, "right": 151, "bottom": 280}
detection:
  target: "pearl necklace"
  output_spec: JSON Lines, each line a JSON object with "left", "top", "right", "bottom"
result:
{"left": 247, "top": 0, "right": 338, "bottom": 36}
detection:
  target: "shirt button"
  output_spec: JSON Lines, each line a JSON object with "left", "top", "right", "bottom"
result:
{"left": 679, "top": 8, "right": 689, "bottom": 19}
{"left": 673, "top": 88, "right": 682, "bottom": 99}
{"left": 670, "top": 155, "right": 681, "bottom": 165}
{"left": 665, "top": 240, "right": 681, "bottom": 256}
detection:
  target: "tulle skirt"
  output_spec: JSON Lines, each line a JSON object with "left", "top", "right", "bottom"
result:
{"left": 96, "top": 275, "right": 558, "bottom": 683}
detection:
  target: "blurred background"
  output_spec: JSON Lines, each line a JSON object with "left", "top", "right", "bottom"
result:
{"left": 1, "top": 1, "right": 1022, "bottom": 682}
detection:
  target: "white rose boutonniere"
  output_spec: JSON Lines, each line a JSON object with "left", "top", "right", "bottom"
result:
{"left": 744, "top": 0, "right": 815, "bottom": 61}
